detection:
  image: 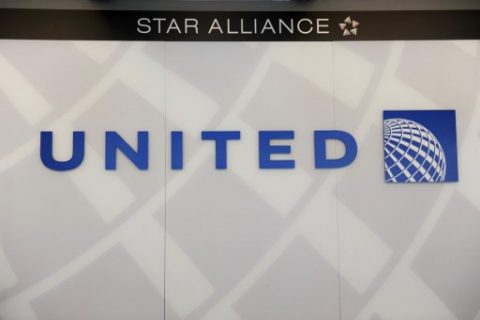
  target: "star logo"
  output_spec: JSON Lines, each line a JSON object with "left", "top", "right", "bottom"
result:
{"left": 339, "top": 16, "right": 359, "bottom": 36}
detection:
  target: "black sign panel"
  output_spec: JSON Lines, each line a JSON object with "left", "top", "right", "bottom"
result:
{"left": 0, "top": 9, "right": 479, "bottom": 41}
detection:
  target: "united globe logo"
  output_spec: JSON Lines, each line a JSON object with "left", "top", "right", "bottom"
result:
{"left": 383, "top": 110, "right": 458, "bottom": 183}
{"left": 384, "top": 118, "right": 446, "bottom": 182}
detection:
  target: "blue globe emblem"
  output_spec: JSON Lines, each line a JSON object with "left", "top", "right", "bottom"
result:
{"left": 384, "top": 118, "right": 447, "bottom": 183}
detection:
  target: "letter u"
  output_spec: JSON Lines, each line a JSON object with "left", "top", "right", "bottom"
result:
{"left": 40, "top": 131, "right": 85, "bottom": 171}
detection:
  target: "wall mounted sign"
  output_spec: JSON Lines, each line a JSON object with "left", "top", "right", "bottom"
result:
{"left": 0, "top": 9, "right": 479, "bottom": 320}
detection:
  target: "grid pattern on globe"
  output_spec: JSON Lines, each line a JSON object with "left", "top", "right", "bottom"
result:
{"left": 383, "top": 118, "right": 446, "bottom": 183}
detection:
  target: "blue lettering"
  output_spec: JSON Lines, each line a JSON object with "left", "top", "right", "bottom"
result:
{"left": 105, "top": 131, "right": 149, "bottom": 170}
{"left": 314, "top": 130, "right": 357, "bottom": 168}
{"left": 40, "top": 131, "right": 85, "bottom": 171}
{"left": 201, "top": 131, "right": 241, "bottom": 169}
{"left": 259, "top": 131, "right": 295, "bottom": 169}
{"left": 171, "top": 131, "right": 183, "bottom": 170}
